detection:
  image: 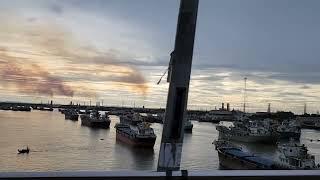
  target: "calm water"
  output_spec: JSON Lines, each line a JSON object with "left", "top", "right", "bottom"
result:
{"left": 1, "top": 110, "right": 320, "bottom": 171}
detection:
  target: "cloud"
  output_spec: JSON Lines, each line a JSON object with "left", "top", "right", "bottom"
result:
{"left": 300, "top": 85, "right": 311, "bottom": 89}
{"left": 0, "top": 48, "right": 74, "bottom": 97}
{"left": 0, "top": 14, "right": 149, "bottom": 96}
{"left": 49, "top": 4, "right": 63, "bottom": 14}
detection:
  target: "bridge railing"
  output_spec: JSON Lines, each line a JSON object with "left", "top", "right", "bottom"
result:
{"left": 1, "top": 170, "right": 320, "bottom": 179}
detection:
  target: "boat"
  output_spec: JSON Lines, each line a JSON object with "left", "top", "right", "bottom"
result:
{"left": 216, "top": 117, "right": 277, "bottom": 144}
{"left": 214, "top": 140, "right": 276, "bottom": 169}
{"left": 0, "top": 106, "right": 11, "bottom": 110}
{"left": 38, "top": 107, "right": 53, "bottom": 111}
{"left": 297, "top": 115, "right": 320, "bottom": 129}
{"left": 80, "top": 110, "right": 111, "bottom": 128}
{"left": 115, "top": 113, "right": 156, "bottom": 147}
{"left": 64, "top": 109, "right": 79, "bottom": 121}
{"left": 142, "top": 113, "right": 163, "bottom": 123}
{"left": 12, "top": 106, "right": 31, "bottom": 112}
{"left": 184, "top": 120, "right": 193, "bottom": 132}
{"left": 276, "top": 119, "right": 301, "bottom": 139}
{"left": 17, "top": 147, "right": 30, "bottom": 154}
{"left": 59, "top": 109, "right": 67, "bottom": 114}
{"left": 301, "top": 121, "right": 320, "bottom": 130}
{"left": 77, "top": 109, "right": 88, "bottom": 114}
{"left": 274, "top": 140, "right": 320, "bottom": 169}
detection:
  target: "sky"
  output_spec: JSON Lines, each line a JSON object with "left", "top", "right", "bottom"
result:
{"left": 0, "top": 0, "right": 320, "bottom": 114}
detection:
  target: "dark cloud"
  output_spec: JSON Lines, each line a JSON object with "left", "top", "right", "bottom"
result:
{"left": 301, "top": 85, "right": 311, "bottom": 89}
{"left": 49, "top": 4, "right": 63, "bottom": 14}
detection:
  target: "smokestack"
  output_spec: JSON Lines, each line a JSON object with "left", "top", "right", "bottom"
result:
{"left": 222, "top": 103, "right": 224, "bottom": 110}
{"left": 267, "top": 103, "right": 271, "bottom": 113}
{"left": 227, "top": 103, "right": 230, "bottom": 111}
{"left": 304, "top": 103, "right": 307, "bottom": 114}
{"left": 50, "top": 100, "right": 53, "bottom": 106}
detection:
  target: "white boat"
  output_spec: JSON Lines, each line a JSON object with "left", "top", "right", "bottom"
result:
{"left": 275, "top": 140, "right": 319, "bottom": 169}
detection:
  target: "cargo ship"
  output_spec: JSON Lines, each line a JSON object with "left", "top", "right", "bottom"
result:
{"left": 64, "top": 109, "right": 79, "bottom": 121}
{"left": 80, "top": 110, "right": 111, "bottom": 128}
{"left": 115, "top": 113, "right": 156, "bottom": 148}
{"left": 214, "top": 140, "right": 276, "bottom": 169}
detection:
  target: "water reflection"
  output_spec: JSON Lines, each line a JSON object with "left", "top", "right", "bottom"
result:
{"left": 114, "top": 141, "right": 155, "bottom": 170}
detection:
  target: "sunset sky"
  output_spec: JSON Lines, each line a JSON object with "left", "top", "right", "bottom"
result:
{"left": 1, "top": 0, "right": 320, "bottom": 114}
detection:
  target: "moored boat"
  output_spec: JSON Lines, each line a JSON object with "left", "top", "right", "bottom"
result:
{"left": 274, "top": 140, "right": 320, "bottom": 169}
{"left": 80, "top": 110, "right": 110, "bottom": 128}
{"left": 276, "top": 119, "right": 301, "bottom": 140}
{"left": 64, "top": 109, "right": 79, "bottom": 121}
{"left": 115, "top": 113, "right": 156, "bottom": 148}
{"left": 216, "top": 117, "right": 277, "bottom": 144}
{"left": 184, "top": 120, "right": 193, "bottom": 132}
{"left": 12, "top": 106, "right": 31, "bottom": 112}
{"left": 214, "top": 140, "right": 276, "bottom": 169}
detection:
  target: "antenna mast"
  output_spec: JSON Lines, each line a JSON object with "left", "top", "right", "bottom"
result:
{"left": 243, "top": 77, "right": 247, "bottom": 113}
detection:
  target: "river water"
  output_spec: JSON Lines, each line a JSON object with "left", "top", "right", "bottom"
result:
{"left": 0, "top": 109, "right": 320, "bottom": 171}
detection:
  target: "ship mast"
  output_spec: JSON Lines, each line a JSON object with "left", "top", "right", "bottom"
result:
{"left": 243, "top": 77, "right": 247, "bottom": 113}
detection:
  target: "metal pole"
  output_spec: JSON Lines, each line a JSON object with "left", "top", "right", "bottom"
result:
{"left": 157, "top": 0, "right": 199, "bottom": 172}
{"left": 243, "top": 77, "right": 247, "bottom": 113}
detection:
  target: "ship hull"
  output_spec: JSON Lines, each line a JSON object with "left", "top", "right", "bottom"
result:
{"left": 65, "top": 114, "right": 79, "bottom": 121}
{"left": 216, "top": 148, "right": 275, "bottom": 170}
{"left": 218, "top": 133, "right": 277, "bottom": 143}
{"left": 116, "top": 130, "right": 156, "bottom": 148}
{"left": 80, "top": 115, "right": 110, "bottom": 128}
{"left": 301, "top": 124, "right": 320, "bottom": 130}
{"left": 218, "top": 151, "right": 260, "bottom": 170}
{"left": 277, "top": 132, "right": 300, "bottom": 140}
{"left": 81, "top": 120, "right": 110, "bottom": 128}
{"left": 184, "top": 125, "right": 193, "bottom": 133}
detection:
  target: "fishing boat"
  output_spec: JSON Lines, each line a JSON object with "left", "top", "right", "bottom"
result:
{"left": 275, "top": 140, "right": 320, "bottom": 169}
